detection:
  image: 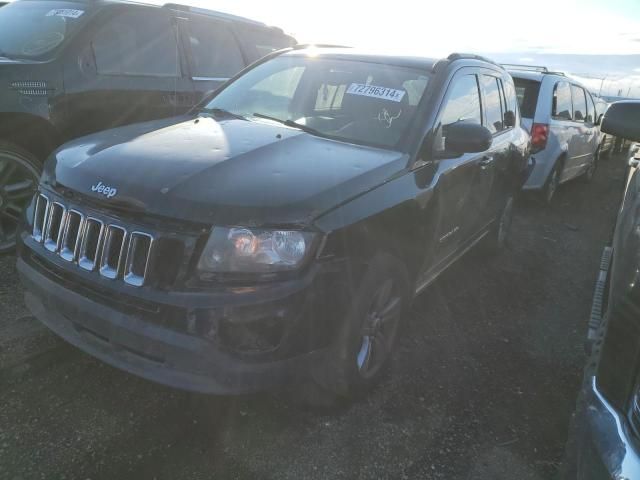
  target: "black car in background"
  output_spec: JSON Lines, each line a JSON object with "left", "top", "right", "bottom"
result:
{"left": 17, "top": 48, "right": 529, "bottom": 403}
{"left": 0, "top": 0, "right": 295, "bottom": 252}
{"left": 570, "top": 101, "right": 640, "bottom": 478}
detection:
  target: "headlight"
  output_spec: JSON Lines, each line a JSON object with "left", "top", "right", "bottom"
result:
{"left": 197, "top": 227, "right": 317, "bottom": 274}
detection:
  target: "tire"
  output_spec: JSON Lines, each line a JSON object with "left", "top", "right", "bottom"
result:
{"left": 0, "top": 142, "right": 41, "bottom": 253}
{"left": 581, "top": 150, "right": 598, "bottom": 183}
{"left": 541, "top": 162, "right": 561, "bottom": 205}
{"left": 307, "top": 252, "right": 410, "bottom": 405}
{"left": 482, "top": 196, "right": 514, "bottom": 253}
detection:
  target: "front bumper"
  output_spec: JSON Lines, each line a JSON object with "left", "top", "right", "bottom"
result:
{"left": 17, "top": 255, "right": 333, "bottom": 395}
{"left": 577, "top": 377, "right": 640, "bottom": 479}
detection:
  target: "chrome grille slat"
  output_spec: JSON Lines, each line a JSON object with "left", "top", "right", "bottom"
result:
{"left": 60, "top": 210, "right": 84, "bottom": 262}
{"left": 44, "top": 202, "right": 66, "bottom": 252}
{"left": 32, "top": 194, "right": 49, "bottom": 242}
{"left": 124, "top": 232, "right": 153, "bottom": 287}
{"left": 78, "top": 217, "right": 104, "bottom": 271}
{"left": 100, "top": 225, "right": 127, "bottom": 279}
{"left": 31, "top": 193, "right": 154, "bottom": 286}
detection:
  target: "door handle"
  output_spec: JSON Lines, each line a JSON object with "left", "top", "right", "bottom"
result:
{"left": 479, "top": 156, "right": 494, "bottom": 167}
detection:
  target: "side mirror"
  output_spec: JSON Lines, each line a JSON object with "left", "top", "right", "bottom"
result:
{"left": 596, "top": 113, "right": 604, "bottom": 126}
{"left": 602, "top": 101, "right": 640, "bottom": 142}
{"left": 445, "top": 122, "right": 493, "bottom": 154}
{"left": 504, "top": 111, "right": 516, "bottom": 128}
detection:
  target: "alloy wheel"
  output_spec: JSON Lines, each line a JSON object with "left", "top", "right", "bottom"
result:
{"left": 0, "top": 155, "right": 38, "bottom": 251}
{"left": 356, "top": 278, "right": 403, "bottom": 379}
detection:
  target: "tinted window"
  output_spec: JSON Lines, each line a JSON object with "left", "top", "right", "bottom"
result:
{"left": 440, "top": 75, "right": 482, "bottom": 127}
{"left": 585, "top": 92, "right": 596, "bottom": 123}
{"left": 481, "top": 75, "right": 504, "bottom": 134}
{"left": 0, "top": 1, "right": 89, "bottom": 59}
{"left": 92, "top": 10, "right": 179, "bottom": 77}
{"left": 571, "top": 85, "right": 587, "bottom": 122}
{"left": 188, "top": 18, "right": 245, "bottom": 78}
{"left": 552, "top": 81, "right": 573, "bottom": 120}
{"left": 503, "top": 78, "right": 517, "bottom": 117}
{"left": 237, "top": 26, "right": 295, "bottom": 63}
{"left": 513, "top": 78, "right": 540, "bottom": 118}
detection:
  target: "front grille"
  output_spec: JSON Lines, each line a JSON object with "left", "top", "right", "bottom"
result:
{"left": 32, "top": 193, "right": 154, "bottom": 287}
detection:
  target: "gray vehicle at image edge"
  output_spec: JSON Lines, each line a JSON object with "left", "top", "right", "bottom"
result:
{"left": 17, "top": 48, "right": 529, "bottom": 403}
{"left": 0, "top": 0, "right": 295, "bottom": 253}
{"left": 508, "top": 65, "right": 600, "bottom": 204}
{"left": 568, "top": 101, "right": 640, "bottom": 479}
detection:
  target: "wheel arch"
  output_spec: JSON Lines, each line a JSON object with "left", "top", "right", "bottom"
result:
{"left": 0, "top": 113, "right": 61, "bottom": 162}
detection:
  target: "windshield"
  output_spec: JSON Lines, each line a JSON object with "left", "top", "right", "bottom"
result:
{"left": 0, "top": 1, "right": 89, "bottom": 59}
{"left": 205, "top": 56, "right": 431, "bottom": 148}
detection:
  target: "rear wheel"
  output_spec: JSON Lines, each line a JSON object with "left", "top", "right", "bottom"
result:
{"left": 482, "top": 196, "right": 514, "bottom": 253}
{"left": 0, "top": 142, "right": 40, "bottom": 253}
{"left": 582, "top": 150, "right": 598, "bottom": 183}
{"left": 306, "top": 253, "right": 410, "bottom": 405}
{"left": 542, "top": 163, "right": 561, "bottom": 205}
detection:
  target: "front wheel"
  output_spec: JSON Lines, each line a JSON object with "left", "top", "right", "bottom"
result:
{"left": 307, "top": 253, "right": 410, "bottom": 405}
{"left": 542, "top": 164, "right": 561, "bottom": 205}
{"left": 0, "top": 142, "right": 40, "bottom": 253}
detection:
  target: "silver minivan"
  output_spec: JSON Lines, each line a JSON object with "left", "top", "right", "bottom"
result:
{"left": 508, "top": 66, "right": 600, "bottom": 203}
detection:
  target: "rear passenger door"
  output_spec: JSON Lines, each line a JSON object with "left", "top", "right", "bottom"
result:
{"left": 551, "top": 81, "right": 579, "bottom": 181}
{"left": 184, "top": 15, "right": 247, "bottom": 104}
{"left": 479, "top": 73, "right": 516, "bottom": 225}
{"left": 62, "top": 6, "right": 195, "bottom": 139}
{"left": 567, "top": 84, "right": 591, "bottom": 178}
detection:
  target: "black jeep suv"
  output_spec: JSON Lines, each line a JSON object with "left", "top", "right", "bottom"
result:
{"left": 0, "top": 0, "right": 295, "bottom": 252}
{"left": 18, "top": 48, "right": 529, "bottom": 401}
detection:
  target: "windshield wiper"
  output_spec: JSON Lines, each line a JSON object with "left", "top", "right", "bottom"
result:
{"left": 202, "top": 108, "right": 246, "bottom": 120}
{"left": 252, "top": 112, "right": 325, "bottom": 138}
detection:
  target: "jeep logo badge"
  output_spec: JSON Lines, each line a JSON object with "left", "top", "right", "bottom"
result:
{"left": 91, "top": 181, "right": 117, "bottom": 198}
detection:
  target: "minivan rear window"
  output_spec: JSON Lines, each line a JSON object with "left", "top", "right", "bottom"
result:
{"left": 513, "top": 78, "right": 540, "bottom": 118}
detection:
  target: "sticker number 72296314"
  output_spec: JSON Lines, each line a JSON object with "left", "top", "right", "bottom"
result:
{"left": 346, "top": 83, "right": 406, "bottom": 103}
{"left": 46, "top": 9, "right": 85, "bottom": 18}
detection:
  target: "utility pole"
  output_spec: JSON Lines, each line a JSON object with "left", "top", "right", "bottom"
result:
{"left": 599, "top": 77, "right": 607, "bottom": 97}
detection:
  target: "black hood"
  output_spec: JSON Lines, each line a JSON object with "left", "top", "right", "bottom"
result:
{"left": 44, "top": 115, "right": 407, "bottom": 227}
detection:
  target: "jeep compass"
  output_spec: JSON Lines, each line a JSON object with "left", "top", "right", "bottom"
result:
{"left": 17, "top": 48, "right": 529, "bottom": 401}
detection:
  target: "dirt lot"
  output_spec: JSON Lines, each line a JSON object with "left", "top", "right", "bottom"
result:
{"left": 0, "top": 154, "right": 628, "bottom": 480}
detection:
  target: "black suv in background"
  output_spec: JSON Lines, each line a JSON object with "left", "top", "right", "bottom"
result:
{"left": 18, "top": 48, "right": 529, "bottom": 402}
{"left": 569, "top": 101, "right": 640, "bottom": 479}
{"left": 0, "top": 0, "right": 295, "bottom": 251}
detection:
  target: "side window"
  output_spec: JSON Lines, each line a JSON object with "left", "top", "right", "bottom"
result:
{"left": 92, "top": 10, "right": 179, "bottom": 77}
{"left": 503, "top": 78, "right": 519, "bottom": 126}
{"left": 188, "top": 18, "right": 245, "bottom": 78}
{"left": 585, "top": 92, "right": 596, "bottom": 124}
{"left": 571, "top": 85, "right": 587, "bottom": 122}
{"left": 435, "top": 74, "right": 482, "bottom": 152}
{"left": 440, "top": 75, "right": 482, "bottom": 126}
{"left": 236, "top": 26, "right": 295, "bottom": 63}
{"left": 552, "top": 81, "right": 573, "bottom": 120}
{"left": 481, "top": 75, "right": 504, "bottom": 134}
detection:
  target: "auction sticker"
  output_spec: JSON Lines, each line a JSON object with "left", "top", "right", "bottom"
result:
{"left": 46, "top": 9, "right": 85, "bottom": 18}
{"left": 346, "top": 83, "right": 406, "bottom": 103}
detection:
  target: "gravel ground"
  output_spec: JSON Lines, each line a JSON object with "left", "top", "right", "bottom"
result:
{"left": 0, "top": 154, "right": 628, "bottom": 480}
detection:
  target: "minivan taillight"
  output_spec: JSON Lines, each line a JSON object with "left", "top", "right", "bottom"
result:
{"left": 530, "top": 123, "right": 549, "bottom": 154}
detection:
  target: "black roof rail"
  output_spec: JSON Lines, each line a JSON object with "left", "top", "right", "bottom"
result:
{"left": 447, "top": 53, "right": 503, "bottom": 68}
{"left": 502, "top": 64, "right": 566, "bottom": 76}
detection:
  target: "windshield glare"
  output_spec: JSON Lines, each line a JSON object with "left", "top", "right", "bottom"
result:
{"left": 0, "top": 1, "right": 88, "bottom": 59}
{"left": 205, "top": 56, "right": 431, "bottom": 148}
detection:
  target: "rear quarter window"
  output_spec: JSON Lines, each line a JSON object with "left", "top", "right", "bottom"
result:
{"left": 512, "top": 78, "right": 540, "bottom": 118}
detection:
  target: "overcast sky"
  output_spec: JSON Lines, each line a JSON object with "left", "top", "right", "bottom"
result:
{"left": 179, "top": 0, "right": 640, "bottom": 97}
